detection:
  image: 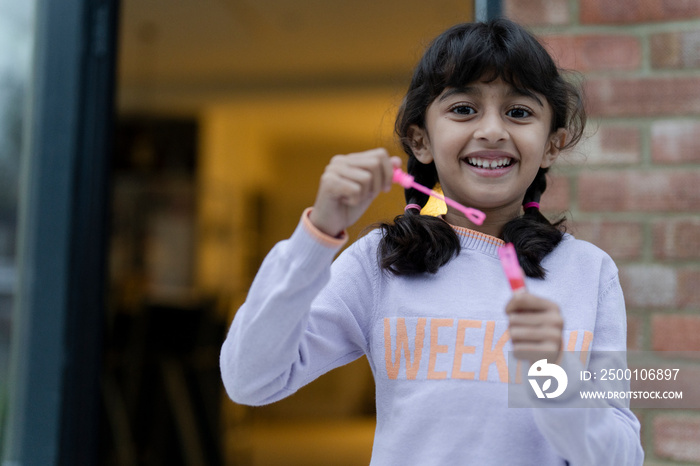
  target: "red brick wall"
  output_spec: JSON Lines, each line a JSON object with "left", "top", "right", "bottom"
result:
{"left": 504, "top": 0, "right": 700, "bottom": 463}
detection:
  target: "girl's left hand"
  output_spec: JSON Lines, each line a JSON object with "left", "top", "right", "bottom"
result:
{"left": 506, "top": 292, "right": 563, "bottom": 363}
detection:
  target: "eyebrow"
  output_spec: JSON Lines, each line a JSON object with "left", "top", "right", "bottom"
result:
{"left": 507, "top": 87, "right": 544, "bottom": 107}
{"left": 438, "top": 87, "right": 478, "bottom": 101}
{"left": 438, "top": 85, "right": 544, "bottom": 107}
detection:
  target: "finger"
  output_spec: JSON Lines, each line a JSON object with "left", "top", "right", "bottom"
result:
{"left": 505, "top": 292, "right": 560, "bottom": 315}
{"left": 381, "top": 155, "right": 398, "bottom": 191}
{"left": 345, "top": 164, "right": 392, "bottom": 202}
{"left": 329, "top": 151, "right": 383, "bottom": 195}
{"left": 508, "top": 311, "right": 563, "bottom": 328}
{"left": 342, "top": 148, "right": 389, "bottom": 169}
{"left": 319, "top": 172, "right": 364, "bottom": 205}
{"left": 350, "top": 149, "right": 393, "bottom": 194}
{"left": 322, "top": 160, "right": 376, "bottom": 195}
{"left": 512, "top": 344, "right": 561, "bottom": 363}
{"left": 508, "top": 325, "right": 563, "bottom": 344}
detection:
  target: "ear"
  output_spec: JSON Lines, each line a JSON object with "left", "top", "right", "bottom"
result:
{"left": 541, "top": 128, "right": 567, "bottom": 169}
{"left": 407, "top": 124, "right": 433, "bottom": 164}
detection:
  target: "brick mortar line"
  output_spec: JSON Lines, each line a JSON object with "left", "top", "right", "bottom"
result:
{"left": 563, "top": 214, "right": 650, "bottom": 223}
{"left": 640, "top": 30, "right": 653, "bottom": 75}
{"left": 550, "top": 161, "right": 585, "bottom": 174}
{"left": 557, "top": 166, "right": 700, "bottom": 174}
{"left": 625, "top": 306, "right": 700, "bottom": 319}
{"left": 528, "top": 19, "right": 700, "bottom": 38}
{"left": 639, "top": 312, "right": 651, "bottom": 352}
{"left": 571, "top": 213, "right": 700, "bottom": 221}
{"left": 644, "top": 215, "right": 700, "bottom": 221}
{"left": 642, "top": 219, "right": 654, "bottom": 263}
{"left": 552, "top": 164, "right": 696, "bottom": 172}
{"left": 646, "top": 163, "right": 700, "bottom": 169}
{"left": 640, "top": 119, "right": 652, "bottom": 168}
{"left": 579, "top": 68, "right": 700, "bottom": 79}
{"left": 601, "top": 65, "right": 700, "bottom": 74}
{"left": 627, "top": 260, "right": 700, "bottom": 268}
{"left": 552, "top": 159, "right": 591, "bottom": 171}
{"left": 568, "top": 170, "right": 579, "bottom": 213}
{"left": 635, "top": 307, "right": 700, "bottom": 314}
{"left": 567, "top": 0, "right": 580, "bottom": 27}
{"left": 585, "top": 116, "right": 700, "bottom": 124}
{"left": 556, "top": 212, "right": 700, "bottom": 224}
{"left": 556, "top": 215, "right": 700, "bottom": 231}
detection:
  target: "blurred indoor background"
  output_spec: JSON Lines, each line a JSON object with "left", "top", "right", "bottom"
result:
{"left": 107, "top": 0, "right": 474, "bottom": 464}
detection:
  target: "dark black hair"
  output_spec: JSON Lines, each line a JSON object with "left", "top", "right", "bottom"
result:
{"left": 377, "top": 18, "right": 586, "bottom": 278}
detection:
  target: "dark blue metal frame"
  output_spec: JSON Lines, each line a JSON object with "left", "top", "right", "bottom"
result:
{"left": 2, "top": 0, "right": 118, "bottom": 464}
{"left": 476, "top": 0, "right": 503, "bottom": 21}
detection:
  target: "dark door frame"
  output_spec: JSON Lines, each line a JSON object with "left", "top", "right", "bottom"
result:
{"left": 2, "top": 0, "right": 119, "bottom": 464}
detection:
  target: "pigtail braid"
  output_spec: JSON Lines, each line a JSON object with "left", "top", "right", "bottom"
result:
{"left": 376, "top": 158, "right": 461, "bottom": 275}
{"left": 501, "top": 168, "right": 565, "bottom": 278}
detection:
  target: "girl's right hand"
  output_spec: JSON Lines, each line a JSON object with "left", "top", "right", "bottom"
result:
{"left": 309, "top": 148, "right": 401, "bottom": 237}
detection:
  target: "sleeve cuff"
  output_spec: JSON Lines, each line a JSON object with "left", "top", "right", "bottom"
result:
{"left": 301, "top": 207, "right": 349, "bottom": 249}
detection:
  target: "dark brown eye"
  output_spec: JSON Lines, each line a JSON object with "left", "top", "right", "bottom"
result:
{"left": 451, "top": 105, "right": 475, "bottom": 115}
{"left": 507, "top": 107, "right": 531, "bottom": 118}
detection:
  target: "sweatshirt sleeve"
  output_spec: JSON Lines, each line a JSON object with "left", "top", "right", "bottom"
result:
{"left": 220, "top": 208, "right": 375, "bottom": 406}
{"left": 533, "top": 261, "right": 645, "bottom": 465}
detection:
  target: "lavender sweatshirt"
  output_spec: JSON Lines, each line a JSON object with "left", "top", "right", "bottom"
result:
{"left": 221, "top": 209, "right": 644, "bottom": 465}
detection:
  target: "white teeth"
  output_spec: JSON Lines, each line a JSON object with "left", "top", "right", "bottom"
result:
{"left": 466, "top": 157, "right": 512, "bottom": 169}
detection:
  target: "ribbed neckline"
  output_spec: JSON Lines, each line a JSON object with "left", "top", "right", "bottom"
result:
{"left": 447, "top": 222, "right": 505, "bottom": 257}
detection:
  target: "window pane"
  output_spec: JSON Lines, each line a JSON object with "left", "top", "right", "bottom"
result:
{"left": 0, "top": 0, "right": 35, "bottom": 437}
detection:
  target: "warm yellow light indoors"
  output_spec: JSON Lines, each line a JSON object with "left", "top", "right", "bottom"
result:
{"left": 198, "top": 89, "right": 408, "bottom": 465}
{"left": 196, "top": 88, "right": 407, "bottom": 308}
{"left": 115, "top": 1, "right": 476, "bottom": 463}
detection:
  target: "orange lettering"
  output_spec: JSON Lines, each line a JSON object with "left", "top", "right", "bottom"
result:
{"left": 514, "top": 359, "right": 524, "bottom": 384}
{"left": 384, "top": 318, "right": 426, "bottom": 380}
{"left": 428, "top": 319, "right": 453, "bottom": 380}
{"left": 479, "top": 321, "right": 510, "bottom": 382}
{"left": 451, "top": 319, "right": 481, "bottom": 380}
{"left": 580, "top": 330, "right": 593, "bottom": 365}
{"left": 566, "top": 330, "right": 579, "bottom": 351}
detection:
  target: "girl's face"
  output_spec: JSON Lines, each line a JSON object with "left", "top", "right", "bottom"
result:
{"left": 409, "top": 78, "right": 566, "bottom": 227}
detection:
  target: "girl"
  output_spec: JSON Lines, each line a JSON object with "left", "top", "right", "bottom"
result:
{"left": 221, "top": 18, "right": 644, "bottom": 465}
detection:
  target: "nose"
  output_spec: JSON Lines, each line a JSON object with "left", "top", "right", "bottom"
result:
{"left": 473, "top": 110, "right": 508, "bottom": 144}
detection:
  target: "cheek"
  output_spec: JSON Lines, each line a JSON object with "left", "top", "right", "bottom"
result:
{"left": 427, "top": 132, "right": 459, "bottom": 161}
{"left": 520, "top": 132, "right": 551, "bottom": 164}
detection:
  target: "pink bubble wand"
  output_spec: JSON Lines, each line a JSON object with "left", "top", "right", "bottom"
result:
{"left": 392, "top": 167, "right": 486, "bottom": 225}
{"left": 497, "top": 242, "right": 526, "bottom": 293}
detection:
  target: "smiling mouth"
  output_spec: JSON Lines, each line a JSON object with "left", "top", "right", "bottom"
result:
{"left": 465, "top": 157, "right": 514, "bottom": 169}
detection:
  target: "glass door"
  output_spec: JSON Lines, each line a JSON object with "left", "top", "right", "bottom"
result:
{"left": 0, "top": 0, "right": 36, "bottom": 456}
